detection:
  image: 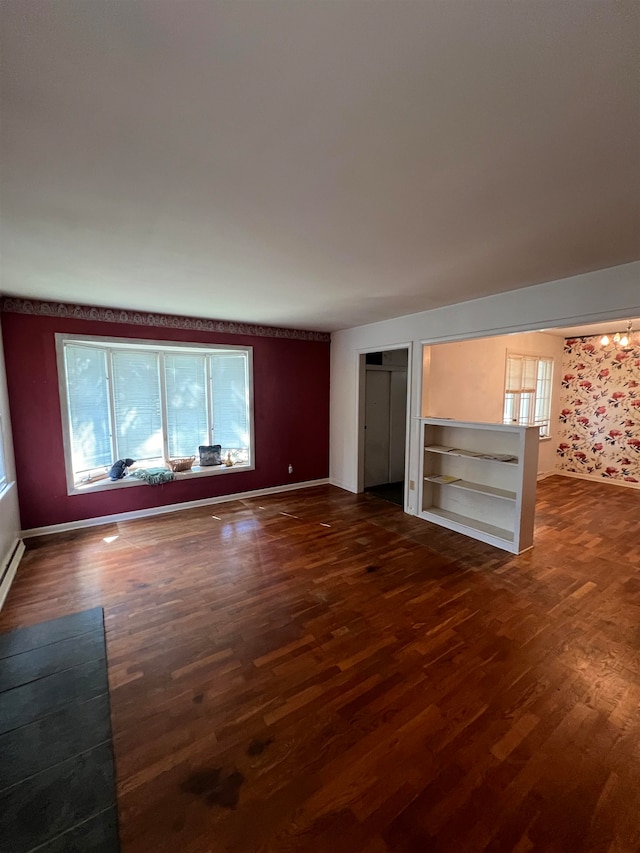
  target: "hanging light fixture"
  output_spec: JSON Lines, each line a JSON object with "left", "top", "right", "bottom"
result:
{"left": 601, "top": 320, "right": 634, "bottom": 351}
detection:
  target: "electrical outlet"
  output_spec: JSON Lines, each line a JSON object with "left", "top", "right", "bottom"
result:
{"left": 288, "top": 464, "right": 293, "bottom": 474}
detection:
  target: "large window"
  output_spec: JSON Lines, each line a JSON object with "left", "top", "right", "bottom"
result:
{"left": 57, "top": 335, "right": 253, "bottom": 488}
{"left": 503, "top": 353, "right": 553, "bottom": 438}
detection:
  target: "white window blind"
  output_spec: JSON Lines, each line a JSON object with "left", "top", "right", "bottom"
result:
{"left": 64, "top": 345, "right": 112, "bottom": 473}
{"left": 534, "top": 357, "right": 553, "bottom": 430}
{"left": 112, "top": 350, "right": 163, "bottom": 460}
{"left": 504, "top": 353, "right": 554, "bottom": 437}
{"left": 165, "top": 354, "right": 208, "bottom": 457}
{"left": 211, "top": 353, "right": 250, "bottom": 450}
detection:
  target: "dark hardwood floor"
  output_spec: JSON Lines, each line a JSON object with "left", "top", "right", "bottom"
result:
{"left": 1, "top": 476, "right": 639, "bottom": 852}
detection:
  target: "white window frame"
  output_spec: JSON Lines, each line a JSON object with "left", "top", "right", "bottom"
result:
{"left": 503, "top": 352, "right": 554, "bottom": 439}
{"left": 0, "top": 413, "right": 8, "bottom": 492}
{"left": 56, "top": 334, "right": 255, "bottom": 495}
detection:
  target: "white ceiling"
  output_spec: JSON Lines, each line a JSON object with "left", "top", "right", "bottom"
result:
{"left": 1, "top": 1, "right": 638, "bottom": 333}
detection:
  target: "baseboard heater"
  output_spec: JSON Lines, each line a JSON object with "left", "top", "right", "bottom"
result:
{"left": 0, "top": 539, "right": 25, "bottom": 611}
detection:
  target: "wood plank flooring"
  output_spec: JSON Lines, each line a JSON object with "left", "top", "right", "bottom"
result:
{"left": 1, "top": 476, "right": 639, "bottom": 852}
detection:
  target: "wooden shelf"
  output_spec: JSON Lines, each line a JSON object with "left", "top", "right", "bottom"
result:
{"left": 420, "top": 506, "right": 514, "bottom": 544}
{"left": 424, "top": 476, "right": 516, "bottom": 502}
{"left": 424, "top": 446, "right": 518, "bottom": 464}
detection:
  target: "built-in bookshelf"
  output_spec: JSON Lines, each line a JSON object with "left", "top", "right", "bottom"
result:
{"left": 418, "top": 418, "right": 540, "bottom": 554}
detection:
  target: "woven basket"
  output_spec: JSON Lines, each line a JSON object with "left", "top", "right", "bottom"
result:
{"left": 166, "top": 456, "right": 195, "bottom": 472}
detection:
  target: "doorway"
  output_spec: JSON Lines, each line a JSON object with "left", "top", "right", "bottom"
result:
{"left": 362, "top": 348, "right": 409, "bottom": 507}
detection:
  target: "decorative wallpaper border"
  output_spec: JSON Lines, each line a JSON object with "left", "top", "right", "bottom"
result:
{"left": 0, "top": 297, "right": 331, "bottom": 342}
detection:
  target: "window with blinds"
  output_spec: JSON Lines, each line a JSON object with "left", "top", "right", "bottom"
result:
{"left": 59, "top": 336, "right": 253, "bottom": 485}
{"left": 503, "top": 353, "right": 554, "bottom": 438}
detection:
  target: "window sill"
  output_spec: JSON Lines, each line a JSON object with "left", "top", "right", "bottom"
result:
{"left": 69, "top": 462, "right": 254, "bottom": 496}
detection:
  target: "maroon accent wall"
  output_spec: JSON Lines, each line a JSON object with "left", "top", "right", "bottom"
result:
{"left": 2, "top": 311, "right": 330, "bottom": 530}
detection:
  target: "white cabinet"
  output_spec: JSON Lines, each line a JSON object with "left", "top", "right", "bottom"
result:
{"left": 418, "top": 418, "right": 539, "bottom": 554}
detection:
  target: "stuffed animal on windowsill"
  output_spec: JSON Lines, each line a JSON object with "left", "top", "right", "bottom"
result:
{"left": 108, "top": 458, "right": 135, "bottom": 480}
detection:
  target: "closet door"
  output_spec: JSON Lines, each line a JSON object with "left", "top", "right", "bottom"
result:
{"left": 364, "top": 370, "right": 391, "bottom": 488}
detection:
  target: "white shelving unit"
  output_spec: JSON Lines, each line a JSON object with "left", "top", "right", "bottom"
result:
{"left": 418, "top": 418, "right": 540, "bottom": 554}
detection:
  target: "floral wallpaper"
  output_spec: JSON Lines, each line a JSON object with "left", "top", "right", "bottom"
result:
{"left": 556, "top": 335, "right": 640, "bottom": 485}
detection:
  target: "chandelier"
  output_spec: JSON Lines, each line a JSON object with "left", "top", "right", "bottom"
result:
{"left": 600, "top": 320, "right": 635, "bottom": 351}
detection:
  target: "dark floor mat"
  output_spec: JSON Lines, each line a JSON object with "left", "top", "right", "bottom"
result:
{"left": 0, "top": 608, "right": 120, "bottom": 852}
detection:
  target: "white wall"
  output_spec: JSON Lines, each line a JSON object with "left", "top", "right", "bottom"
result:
{"left": 424, "top": 331, "right": 565, "bottom": 474}
{"left": 330, "top": 262, "right": 640, "bottom": 512}
{"left": 0, "top": 321, "right": 22, "bottom": 583}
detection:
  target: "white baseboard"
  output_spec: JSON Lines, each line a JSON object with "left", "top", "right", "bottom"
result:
{"left": 537, "top": 470, "right": 556, "bottom": 481}
{"left": 555, "top": 469, "right": 640, "bottom": 490}
{"left": 329, "top": 478, "right": 356, "bottom": 493}
{"left": 22, "top": 478, "right": 331, "bottom": 538}
{"left": 0, "top": 539, "right": 25, "bottom": 611}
